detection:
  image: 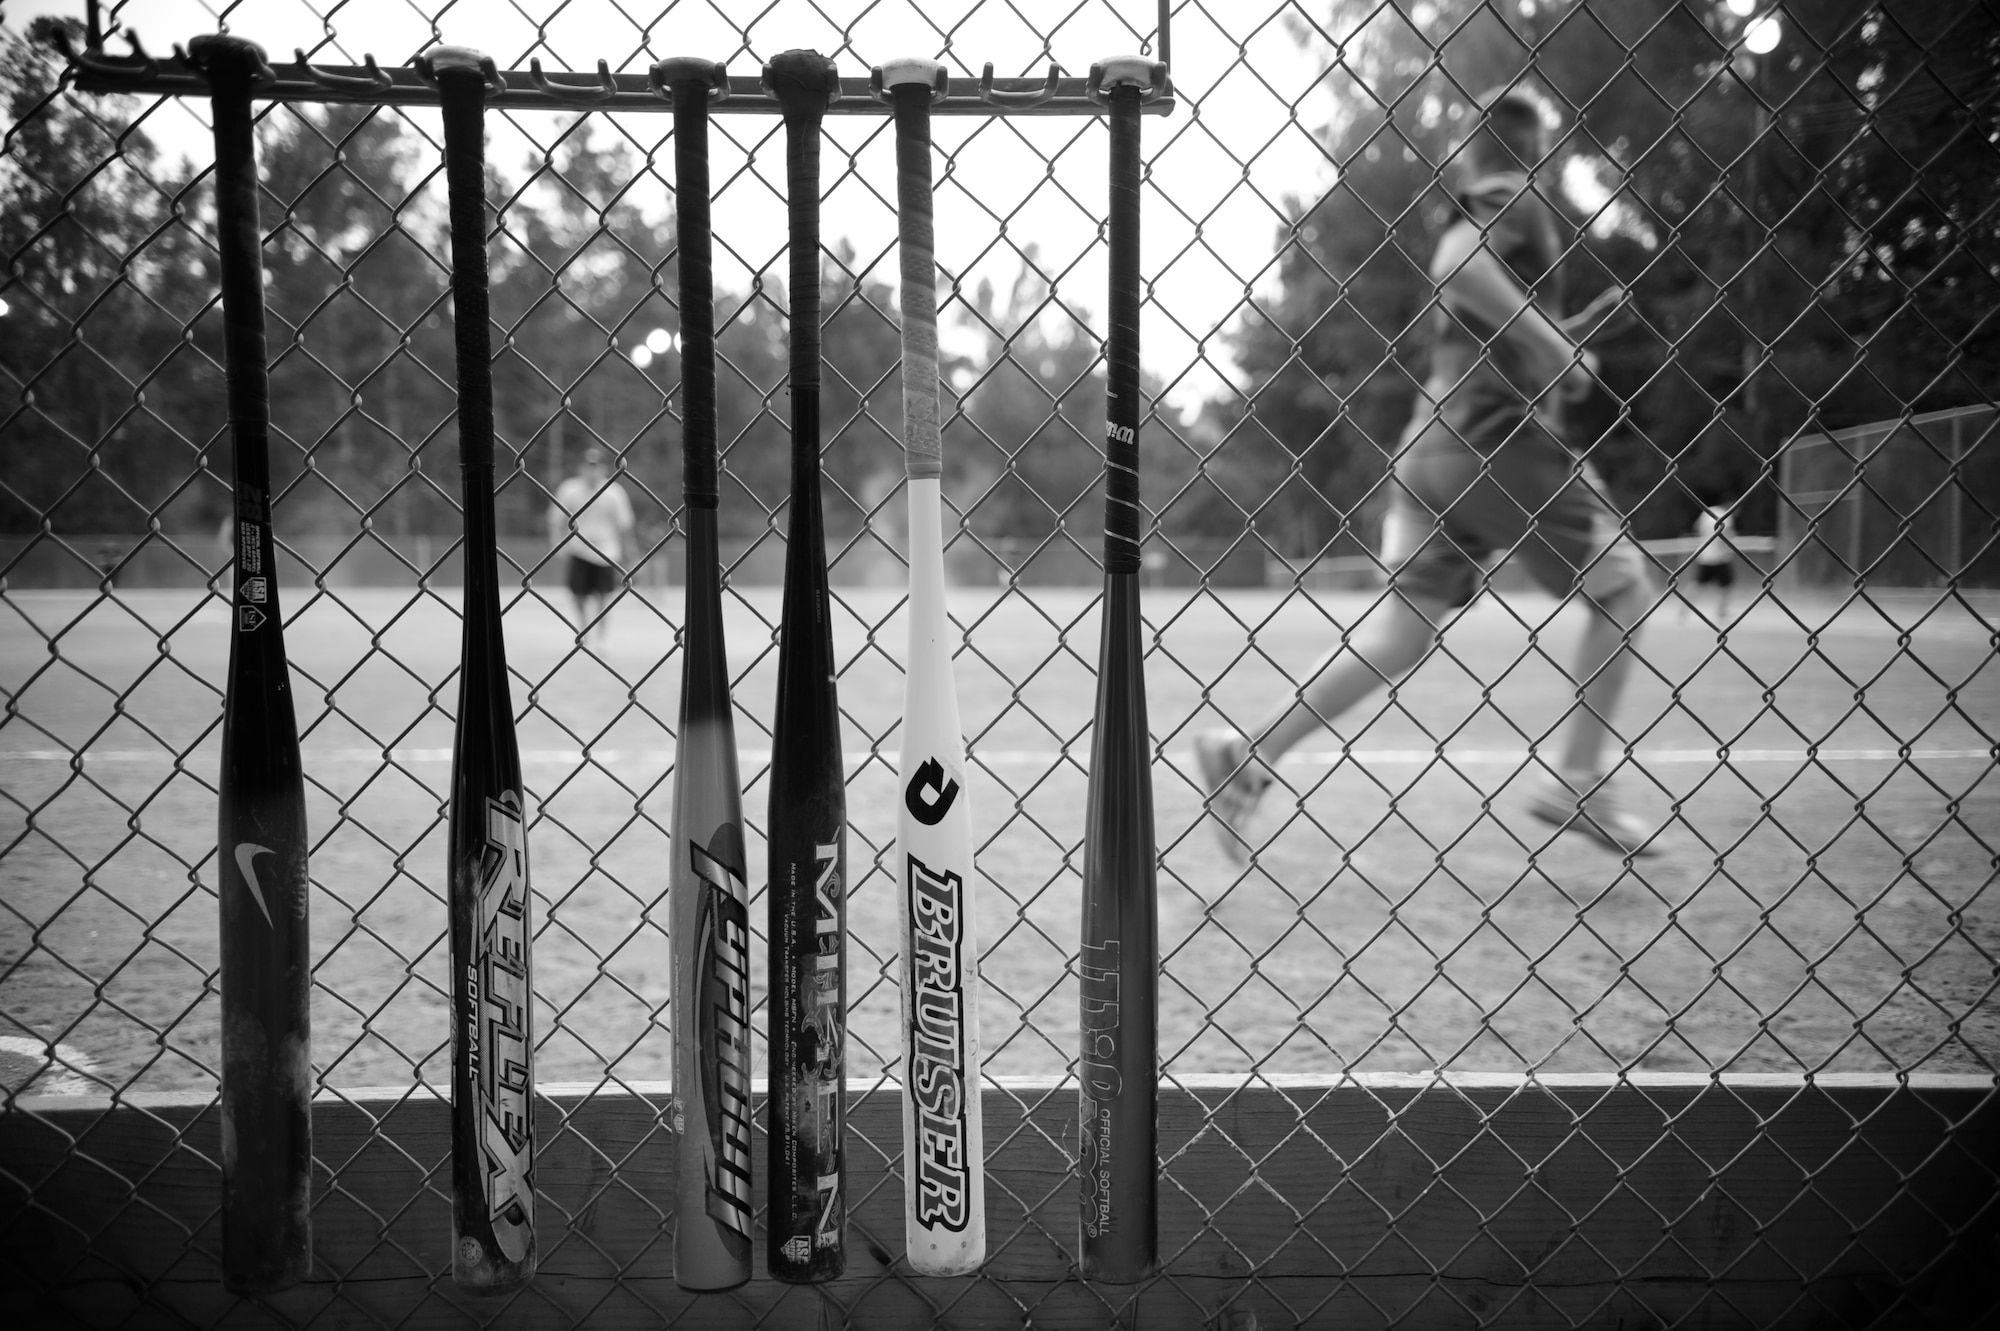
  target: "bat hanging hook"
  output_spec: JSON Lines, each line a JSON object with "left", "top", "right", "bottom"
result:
{"left": 292, "top": 48, "right": 393, "bottom": 92}
{"left": 47, "top": 24, "right": 158, "bottom": 84}
{"left": 979, "top": 62, "right": 1061, "bottom": 109}
{"left": 530, "top": 57, "right": 617, "bottom": 103}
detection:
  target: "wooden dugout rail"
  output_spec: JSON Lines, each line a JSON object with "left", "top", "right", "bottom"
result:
{"left": 3, "top": 1074, "right": 1995, "bottom": 1327}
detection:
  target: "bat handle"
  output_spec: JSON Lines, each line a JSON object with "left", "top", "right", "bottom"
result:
{"left": 887, "top": 67, "right": 945, "bottom": 483}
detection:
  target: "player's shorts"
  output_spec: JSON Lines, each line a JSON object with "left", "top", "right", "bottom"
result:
{"left": 1380, "top": 413, "right": 1649, "bottom": 610}
{"left": 1694, "top": 559, "right": 1735, "bottom": 587}
{"left": 565, "top": 557, "right": 617, "bottom": 598}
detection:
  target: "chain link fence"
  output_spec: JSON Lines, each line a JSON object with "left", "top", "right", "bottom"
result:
{"left": 3, "top": 0, "right": 1997, "bottom": 1323}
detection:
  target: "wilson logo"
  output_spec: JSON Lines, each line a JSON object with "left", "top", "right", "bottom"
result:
{"left": 906, "top": 853, "right": 970, "bottom": 1231}
{"left": 691, "top": 843, "right": 753, "bottom": 1248}
{"left": 1105, "top": 422, "right": 1135, "bottom": 444}
{"left": 470, "top": 790, "right": 534, "bottom": 1261}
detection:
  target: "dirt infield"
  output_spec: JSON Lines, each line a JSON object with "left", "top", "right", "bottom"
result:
{"left": 2, "top": 583, "right": 1994, "bottom": 1097}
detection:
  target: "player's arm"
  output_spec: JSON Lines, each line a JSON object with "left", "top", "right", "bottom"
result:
{"left": 1558, "top": 284, "right": 1631, "bottom": 342}
{"left": 1431, "top": 220, "right": 1595, "bottom": 398}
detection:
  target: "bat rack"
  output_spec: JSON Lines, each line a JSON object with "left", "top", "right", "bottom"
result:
{"left": 52, "top": 1, "right": 1176, "bottom": 117}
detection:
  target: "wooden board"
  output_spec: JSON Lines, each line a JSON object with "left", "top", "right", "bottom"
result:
{"left": 4, "top": 1075, "right": 1995, "bottom": 1328}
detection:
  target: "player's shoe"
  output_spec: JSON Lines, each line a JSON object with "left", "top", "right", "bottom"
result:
{"left": 1196, "top": 731, "right": 1270, "bottom": 867}
{"left": 1526, "top": 772, "right": 1660, "bottom": 858}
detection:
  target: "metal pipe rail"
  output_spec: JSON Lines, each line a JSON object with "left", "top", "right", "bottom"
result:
{"left": 53, "top": 31, "right": 1176, "bottom": 116}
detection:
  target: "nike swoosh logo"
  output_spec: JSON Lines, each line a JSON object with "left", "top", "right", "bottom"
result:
{"left": 234, "top": 843, "right": 276, "bottom": 928}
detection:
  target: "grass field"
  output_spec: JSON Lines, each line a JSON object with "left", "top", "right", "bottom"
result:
{"left": 1, "top": 580, "right": 1995, "bottom": 1101}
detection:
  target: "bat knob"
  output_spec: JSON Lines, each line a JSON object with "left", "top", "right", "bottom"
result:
{"left": 184, "top": 33, "right": 277, "bottom": 89}
{"left": 870, "top": 57, "right": 947, "bottom": 104}
{"left": 650, "top": 56, "right": 729, "bottom": 103}
{"left": 1087, "top": 55, "right": 1168, "bottom": 105}
{"left": 763, "top": 48, "right": 841, "bottom": 117}
{"left": 417, "top": 45, "right": 506, "bottom": 97}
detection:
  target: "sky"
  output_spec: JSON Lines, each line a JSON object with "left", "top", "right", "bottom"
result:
{"left": 10, "top": 0, "right": 1343, "bottom": 418}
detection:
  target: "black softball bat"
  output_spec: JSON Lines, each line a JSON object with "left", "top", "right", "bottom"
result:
{"left": 191, "top": 32, "right": 314, "bottom": 1297}
{"left": 1078, "top": 55, "right": 1165, "bottom": 1286}
{"left": 763, "top": 47, "right": 849, "bottom": 1286}
{"left": 425, "top": 44, "right": 537, "bottom": 1295}
{"left": 651, "top": 54, "right": 754, "bottom": 1294}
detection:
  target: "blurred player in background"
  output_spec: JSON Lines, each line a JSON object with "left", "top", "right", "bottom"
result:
{"left": 1199, "top": 85, "right": 1663, "bottom": 863}
{"left": 1687, "top": 502, "right": 1738, "bottom": 621}
{"left": 547, "top": 446, "right": 635, "bottom": 648}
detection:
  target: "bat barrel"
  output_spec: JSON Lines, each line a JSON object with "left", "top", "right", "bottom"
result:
{"left": 1079, "top": 573, "right": 1158, "bottom": 1283}
{"left": 193, "top": 31, "right": 315, "bottom": 1296}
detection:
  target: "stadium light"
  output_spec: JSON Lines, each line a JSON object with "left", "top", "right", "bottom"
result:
{"left": 645, "top": 327, "right": 675, "bottom": 355}
{"left": 1725, "top": 0, "right": 1757, "bottom": 16}
{"left": 1745, "top": 15, "right": 1782, "bottom": 53}
{"left": 632, "top": 345, "right": 654, "bottom": 369}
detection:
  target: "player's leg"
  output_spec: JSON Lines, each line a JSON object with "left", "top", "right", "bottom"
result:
{"left": 563, "top": 556, "right": 590, "bottom": 638}
{"left": 1199, "top": 459, "right": 1472, "bottom": 863}
{"left": 584, "top": 563, "right": 610, "bottom": 646}
{"left": 1509, "top": 460, "right": 1664, "bottom": 855}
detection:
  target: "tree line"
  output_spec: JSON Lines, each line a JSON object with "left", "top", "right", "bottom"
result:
{"left": 4, "top": 2, "right": 1993, "bottom": 576}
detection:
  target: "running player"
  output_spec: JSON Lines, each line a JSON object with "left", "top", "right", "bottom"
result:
{"left": 1198, "top": 86, "right": 1663, "bottom": 862}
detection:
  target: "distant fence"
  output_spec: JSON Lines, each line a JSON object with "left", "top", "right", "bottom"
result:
{"left": 1779, "top": 404, "right": 1998, "bottom": 592}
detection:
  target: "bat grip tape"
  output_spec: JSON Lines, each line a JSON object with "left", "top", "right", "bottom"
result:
{"left": 671, "top": 82, "right": 719, "bottom": 509}
{"left": 1103, "top": 87, "right": 1144, "bottom": 574}
{"left": 201, "top": 45, "right": 273, "bottom": 509}
{"left": 893, "top": 87, "right": 942, "bottom": 482}
{"left": 783, "top": 126, "right": 822, "bottom": 401}
{"left": 439, "top": 71, "right": 496, "bottom": 473}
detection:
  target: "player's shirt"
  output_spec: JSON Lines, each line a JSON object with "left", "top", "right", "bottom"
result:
{"left": 552, "top": 475, "right": 633, "bottom": 567}
{"left": 1424, "top": 171, "right": 1567, "bottom": 452}
{"left": 1693, "top": 506, "right": 1735, "bottom": 566}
